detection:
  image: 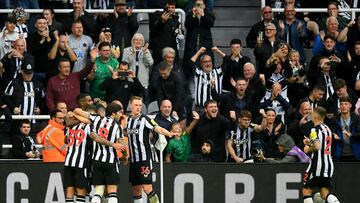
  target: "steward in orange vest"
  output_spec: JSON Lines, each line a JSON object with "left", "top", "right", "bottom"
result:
{"left": 36, "top": 110, "right": 67, "bottom": 162}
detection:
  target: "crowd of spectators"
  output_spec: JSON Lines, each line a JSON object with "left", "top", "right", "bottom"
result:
{"left": 0, "top": 0, "right": 360, "bottom": 164}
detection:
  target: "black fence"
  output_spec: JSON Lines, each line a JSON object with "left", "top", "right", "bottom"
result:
{"left": 0, "top": 161, "right": 358, "bottom": 203}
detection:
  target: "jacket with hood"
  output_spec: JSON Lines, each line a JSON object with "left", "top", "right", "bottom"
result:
{"left": 264, "top": 134, "right": 310, "bottom": 163}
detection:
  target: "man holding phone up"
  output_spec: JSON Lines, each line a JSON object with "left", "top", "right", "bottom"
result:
{"left": 99, "top": 61, "right": 143, "bottom": 110}
{"left": 26, "top": 16, "right": 55, "bottom": 84}
{"left": 183, "top": 0, "right": 215, "bottom": 78}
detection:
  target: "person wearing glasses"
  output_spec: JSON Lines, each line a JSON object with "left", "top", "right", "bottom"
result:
{"left": 36, "top": 110, "right": 67, "bottom": 162}
{"left": 246, "top": 6, "right": 276, "bottom": 49}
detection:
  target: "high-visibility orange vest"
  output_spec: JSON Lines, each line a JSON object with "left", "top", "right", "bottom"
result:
{"left": 36, "top": 119, "right": 67, "bottom": 162}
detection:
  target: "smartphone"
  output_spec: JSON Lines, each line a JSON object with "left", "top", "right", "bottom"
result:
{"left": 118, "top": 71, "right": 129, "bottom": 77}
{"left": 258, "top": 31, "right": 263, "bottom": 41}
{"left": 195, "top": 3, "right": 202, "bottom": 9}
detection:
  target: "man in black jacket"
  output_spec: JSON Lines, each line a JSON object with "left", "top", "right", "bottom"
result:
{"left": 61, "top": 0, "right": 97, "bottom": 40}
{"left": 3, "top": 56, "right": 45, "bottom": 117}
{"left": 149, "top": 0, "right": 181, "bottom": 66}
{"left": 254, "top": 22, "right": 284, "bottom": 74}
{"left": 99, "top": 61, "right": 143, "bottom": 110}
{"left": 156, "top": 61, "right": 187, "bottom": 127}
{"left": 26, "top": 16, "right": 55, "bottom": 84}
{"left": 211, "top": 77, "right": 255, "bottom": 121}
{"left": 191, "top": 100, "right": 231, "bottom": 162}
{"left": 12, "top": 119, "right": 40, "bottom": 159}
{"left": 106, "top": 0, "right": 139, "bottom": 53}
{"left": 246, "top": 6, "right": 276, "bottom": 48}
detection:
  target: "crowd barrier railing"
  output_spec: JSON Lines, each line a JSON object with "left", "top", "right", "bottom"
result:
{"left": 0, "top": 8, "right": 186, "bottom": 29}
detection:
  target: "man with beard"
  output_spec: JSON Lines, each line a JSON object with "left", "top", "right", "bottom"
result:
{"left": 191, "top": 100, "right": 231, "bottom": 162}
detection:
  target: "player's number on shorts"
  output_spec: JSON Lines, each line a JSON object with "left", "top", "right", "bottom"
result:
{"left": 68, "top": 129, "right": 86, "bottom": 146}
{"left": 325, "top": 135, "right": 332, "bottom": 155}
{"left": 98, "top": 127, "right": 109, "bottom": 139}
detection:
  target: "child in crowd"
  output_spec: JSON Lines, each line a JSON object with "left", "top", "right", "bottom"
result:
{"left": 165, "top": 111, "right": 200, "bottom": 162}
{"left": 12, "top": 7, "right": 29, "bottom": 39}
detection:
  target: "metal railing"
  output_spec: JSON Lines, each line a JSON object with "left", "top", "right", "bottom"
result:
{"left": 0, "top": 8, "right": 186, "bottom": 29}
{"left": 261, "top": 0, "right": 360, "bottom": 19}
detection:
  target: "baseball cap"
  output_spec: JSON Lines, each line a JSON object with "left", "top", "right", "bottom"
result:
{"left": 21, "top": 56, "right": 35, "bottom": 74}
{"left": 114, "top": 0, "right": 126, "bottom": 6}
{"left": 101, "top": 27, "right": 111, "bottom": 33}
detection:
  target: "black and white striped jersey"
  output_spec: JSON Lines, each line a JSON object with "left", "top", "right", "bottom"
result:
{"left": 65, "top": 123, "right": 92, "bottom": 168}
{"left": 4, "top": 78, "right": 45, "bottom": 116}
{"left": 90, "top": 115, "right": 123, "bottom": 164}
{"left": 125, "top": 114, "right": 157, "bottom": 163}
{"left": 194, "top": 66, "right": 223, "bottom": 107}
{"left": 227, "top": 127, "right": 253, "bottom": 160}
{"left": 306, "top": 124, "right": 334, "bottom": 178}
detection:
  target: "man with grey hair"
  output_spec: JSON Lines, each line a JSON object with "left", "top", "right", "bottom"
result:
{"left": 190, "top": 47, "right": 223, "bottom": 108}
{"left": 150, "top": 47, "right": 184, "bottom": 92}
{"left": 243, "top": 62, "right": 266, "bottom": 105}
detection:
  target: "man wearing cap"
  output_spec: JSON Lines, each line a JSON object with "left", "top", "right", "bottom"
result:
{"left": 0, "top": 16, "right": 19, "bottom": 60}
{"left": 3, "top": 55, "right": 45, "bottom": 117}
{"left": 106, "top": 0, "right": 139, "bottom": 53}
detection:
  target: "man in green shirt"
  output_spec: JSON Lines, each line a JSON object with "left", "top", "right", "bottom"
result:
{"left": 87, "top": 41, "right": 119, "bottom": 99}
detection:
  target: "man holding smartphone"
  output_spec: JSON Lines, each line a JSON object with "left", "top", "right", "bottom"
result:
{"left": 149, "top": 0, "right": 181, "bottom": 66}
{"left": 183, "top": 0, "right": 215, "bottom": 78}
{"left": 99, "top": 61, "right": 143, "bottom": 110}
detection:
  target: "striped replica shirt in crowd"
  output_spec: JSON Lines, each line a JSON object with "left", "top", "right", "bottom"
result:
{"left": 306, "top": 124, "right": 334, "bottom": 178}
{"left": 227, "top": 127, "right": 254, "bottom": 160}
{"left": 90, "top": 115, "right": 123, "bottom": 164}
{"left": 194, "top": 66, "right": 223, "bottom": 107}
{"left": 126, "top": 114, "right": 157, "bottom": 163}
{"left": 4, "top": 80, "right": 45, "bottom": 116}
{"left": 65, "top": 123, "right": 92, "bottom": 168}
{"left": 265, "top": 72, "right": 288, "bottom": 98}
